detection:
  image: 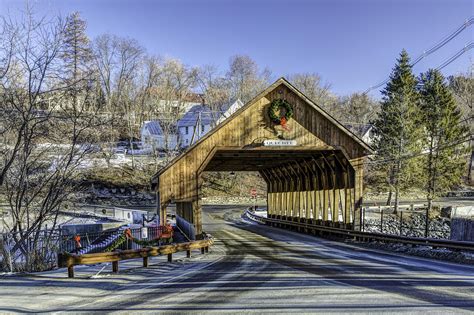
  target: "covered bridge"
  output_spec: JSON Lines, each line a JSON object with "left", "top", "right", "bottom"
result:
{"left": 153, "top": 78, "right": 372, "bottom": 236}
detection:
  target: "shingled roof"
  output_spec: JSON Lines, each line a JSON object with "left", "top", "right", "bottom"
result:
{"left": 142, "top": 121, "right": 164, "bottom": 135}
{"left": 177, "top": 105, "right": 215, "bottom": 128}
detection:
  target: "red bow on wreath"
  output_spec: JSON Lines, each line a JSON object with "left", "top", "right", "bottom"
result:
{"left": 280, "top": 117, "right": 290, "bottom": 131}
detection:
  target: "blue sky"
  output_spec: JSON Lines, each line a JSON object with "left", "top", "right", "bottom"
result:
{"left": 1, "top": 0, "right": 472, "bottom": 97}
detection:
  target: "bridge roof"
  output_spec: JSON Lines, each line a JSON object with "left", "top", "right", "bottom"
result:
{"left": 154, "top": 77, "right": 372, "bottom": 181}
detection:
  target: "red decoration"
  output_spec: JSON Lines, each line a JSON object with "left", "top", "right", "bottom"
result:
{"left": 73, "top": 235, "right": 81, "bottom": 248}
{"left": 280, "top": 117, "right": 290, "bottom": 131}
{"left": 124, "top": 228, "right": 132, "bottom": 239}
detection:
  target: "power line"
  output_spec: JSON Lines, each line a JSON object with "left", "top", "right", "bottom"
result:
{"left": 365, "top": 135, "right": 472, "bottom": 166}
{"left": 411, "top": 17, "right": 473, "bottom": 66}
{"left": 364, "top": 17, "right": 473, "bottom": 94}
{"left": 436, "top": 42, "right": 474, "bottom": 70}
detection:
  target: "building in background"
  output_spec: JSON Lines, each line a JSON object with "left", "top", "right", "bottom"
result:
{"left": 344, "top": 123, "right": 374, "bottom": 145}
{"left": 177, "top": 105, "right": 214, "bottom": 148}
{"left": 177, "top": 99, "right": 244, "bottom": 148}
{"left": 141, "top": 120, "right": 179, "bottom": 152}
{"left": 216, "top": 99, "right": 244, "bottom": 125}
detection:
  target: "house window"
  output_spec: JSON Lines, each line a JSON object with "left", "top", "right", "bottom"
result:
{"left": 185, "top": 126, "right": 189, "bottom": 135}
{"left": 201, "top": 125, "right": 205, "bottom": 133}
{"left": 186, "top": 139, "right": 189, "bottom": 144}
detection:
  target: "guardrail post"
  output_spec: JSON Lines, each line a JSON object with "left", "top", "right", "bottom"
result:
{"left": 205, "top": 246, "right": 209, "bottom": 253}
{"left": 68, "top": 265, "right": 74, "bottom": 278}
{"left": 380, "top": 207, "right": 384, "bottom": 233}
{"left": 201, "top": 247, "right": 205, "bottom": 254}
{"left": 143, "top": 256, "right": 148, "bottom": 267}
{"left": 424, "top": 207, "right": 429, "bottom": 238}
{"left": 399, "top": 211, "right": 403, "bottom": 236}
{"left": 362, "top": 207, "right": 365, "bottom": 232}
{"left": 112, "top": 261, "right": 119, "bottom": 273}
{"left": 167, "top": 253, "right": 172, "bottom": 262}
{"left": 186, "top": 249, "right": 191, "bottom": 258}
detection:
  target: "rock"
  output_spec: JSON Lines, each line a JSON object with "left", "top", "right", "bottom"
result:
{"left": 440, "top": 206, "right": 452, "bottom": 218}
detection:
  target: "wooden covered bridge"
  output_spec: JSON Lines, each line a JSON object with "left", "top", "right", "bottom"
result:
{"left": 153, "top": 78, "right": 372, "bottom": 236}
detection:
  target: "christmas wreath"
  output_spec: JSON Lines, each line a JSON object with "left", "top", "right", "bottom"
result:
{"left": 267, "top": 99, "right": 293, "bottom": 129}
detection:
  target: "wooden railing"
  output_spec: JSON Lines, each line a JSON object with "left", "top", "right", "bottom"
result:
{"left": 58, "top": 238, "right": 213, "bottom": 278}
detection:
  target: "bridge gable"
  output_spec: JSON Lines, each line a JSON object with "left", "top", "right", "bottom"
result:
{"left": 157, "top": 77, "right": 370, "bottom": 204}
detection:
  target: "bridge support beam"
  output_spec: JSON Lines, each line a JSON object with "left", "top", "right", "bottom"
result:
{"left": 263, "top": 151, "right": 360, "bottom": 231}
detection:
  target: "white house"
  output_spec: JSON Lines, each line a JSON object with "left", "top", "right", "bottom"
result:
{"left": 141, "top": 120, "right": 179, "bottom": 152}
{"left": 345, "top": 123, "right": 375, "bottom": 146}
{"left": 177, "top": 99, "right": 244, "bottom": 148}
{"left": 177, "top": 105, "right": 214, "bottom": 148}
{"left": 216, "top": 99, "right": 244, "bottom": 125}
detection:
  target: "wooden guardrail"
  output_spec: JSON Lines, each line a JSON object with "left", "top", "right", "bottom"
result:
{"left": 245, "top": 210, "right": 474, "bottom": 252}
{"left": 58, "top": 238, "right": 213, "bottom": 278}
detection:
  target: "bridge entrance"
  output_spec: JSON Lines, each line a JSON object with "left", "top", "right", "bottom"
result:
{"left": 152, "top": 78, "right": 372, "bottom": 237}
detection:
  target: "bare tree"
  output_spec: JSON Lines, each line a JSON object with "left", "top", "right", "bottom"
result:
{"left": 92, "top": 34, "right": 145, "bottom": 167}
{"left": 151, "top": 58, "right": 198, "bottom": 159}
{"left": 93, "top": 34, "right": 117, "bottom": 116}
{"left": 198, "top": 64, "right": 231, "bottom": 126}
{"left": 288, "top": 72, "right": 338, "bottom": 115}
{"left": 0, "top": 8, "right": 106, "bottom": 271}
{"left": 136, "top": 55, "right": 163, "bottom": 125}
{"left": 337, "top": 93, "right": 379, "bottom": 125}
{"left": 448, "top": 67, "right": 474, "bottom": 184}
{"left": 227, "top": 55, "right": 270, "bottom": 103}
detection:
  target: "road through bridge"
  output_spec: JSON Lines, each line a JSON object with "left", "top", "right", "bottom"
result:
{"left": 1, "top": 206, "right": 473, "bottom": 313}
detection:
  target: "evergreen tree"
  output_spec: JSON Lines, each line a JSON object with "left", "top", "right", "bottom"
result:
{"left": 61, "top": 12, "right": 92, "bottom": 110}
{"left": 372, "top": 50, "right": 424, "bottom": 212}
{"left": 418, "top": 69, "right": 469, "bottom": 214}
{"left": 448, "top": 70, "right": 473, "bottom": 184}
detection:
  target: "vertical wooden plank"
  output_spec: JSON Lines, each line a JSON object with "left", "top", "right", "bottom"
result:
{"left": 344, "top": 170, "right": 351, "bottom": 225}
{"left": 68, "top": 266, "right": 74, "bottom": 278}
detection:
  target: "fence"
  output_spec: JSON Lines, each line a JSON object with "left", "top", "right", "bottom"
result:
{"left": 0, "top": 225, "right": 171, "bottom": 272}
{"left": 451, "top": 218, "right": 474, "bottom": 241}
{"left": 362, "top": 206, "right": 451, "bottom": 239}
{"left": 0, "top": 229, "right": 62, "bottom": 272}
{"left": 59, "top": 226, "right": 170, "bottom": 254}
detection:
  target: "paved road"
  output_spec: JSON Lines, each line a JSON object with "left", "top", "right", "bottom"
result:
{"left": 1, "top": 206, "right": 474, "bottom": 314}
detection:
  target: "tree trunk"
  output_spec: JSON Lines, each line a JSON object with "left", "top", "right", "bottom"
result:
{"left": 386, "top": 188, "right": 392, "bottom": 206}
{"left": 468, "top": 150, "right": 473, "bottom": 185}
{"left": 394, "top": 185, "right": 399, "bottom": 214}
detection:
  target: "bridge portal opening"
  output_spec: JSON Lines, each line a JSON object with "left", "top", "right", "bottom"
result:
{"left": 172, "top": 148, "right": 359, "bottom": 236}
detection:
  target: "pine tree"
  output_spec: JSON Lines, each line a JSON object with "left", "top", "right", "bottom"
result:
{"left": 418, "top": 69, "right": 469, "bottom": 214}
{"left": 61, "top": 12, "right": 92, "bottom": 110}
{"left": 372, "top": 50, "right": 424, "bottom": 212}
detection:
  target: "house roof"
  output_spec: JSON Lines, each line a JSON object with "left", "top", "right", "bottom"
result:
{"left": 143, "top": 121, "right": 163, "bottom": 136}
{"left": 344, "top": 124, "right": 373, "bottom": 138}
{"left": 220, "top": 99, "right": 243, "bottom": 114}
{"left": 177, "top": 105, "right": 215, "bottom": 128}
{"left": 143, "top": 120, "right": 179, "bottom": 135}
